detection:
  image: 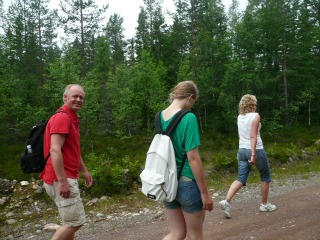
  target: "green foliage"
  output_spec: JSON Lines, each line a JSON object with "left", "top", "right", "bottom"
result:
{"left": 92, "top": 36, "right": 111, "bottom": 77}
{"left": 108, "top": 51, "right": 167, "bottom": 136}
{"left": 17, "top": 106, "right": 49, "bottom": 130}
{"left": 267, "top": 142, "right": 301, "bottom": 164}
{"left": 201, "top": 133, "right": 238, "bottom": 178}
{"left": 110, "top": 164, "right": 125, "bottom": 189}
{"left": 84, "top": 152, "right": 141, "bottom": 196}
{"left": 261, "top": 119, "right": 284, "bottom": 137}
{"left": 105, "top": 14, "right": 126, "bottom": 68}
{"left": 59, "top": 0, "right": 108, "bottom": 77}
{"left": 1, "top": 0, "right": 320, "bottom": 145}
{"left": 1, "top": 0, "right": 320, "bottom": 199}
{"left": 0, "top": 143, "right": 24, "bottom": 179}
{"left": 108, "top": 64, "right": 138, "bottom": 135}
{"left": 1, "top": 124, "right": 320, "bottom": 200}
{"left": 264, "top": 126, "right": 320, "bottom": 165}
{"left": 212, "top": 150, "right": 237, "bottom": 171}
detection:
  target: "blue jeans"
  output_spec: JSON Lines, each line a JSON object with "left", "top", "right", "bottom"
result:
{"left": 237, "top": 148, "right": 271, "bottom": 186}
{"left": 164, "top": 176, "right": 203, "bottom": 213}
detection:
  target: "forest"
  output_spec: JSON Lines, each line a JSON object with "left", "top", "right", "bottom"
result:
{"left": 0, "top": 0, "right": 319, "bottom": 195}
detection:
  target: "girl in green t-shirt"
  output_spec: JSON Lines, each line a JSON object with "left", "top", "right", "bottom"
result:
{"left": 161, "top": 81, "right": 213, "bottom": 240}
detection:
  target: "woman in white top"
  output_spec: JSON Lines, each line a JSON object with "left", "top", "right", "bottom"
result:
{"left": 219, "top": 94, "right": 276, "bottom": 218}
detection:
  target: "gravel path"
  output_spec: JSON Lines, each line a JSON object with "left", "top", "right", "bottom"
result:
{"left": 10, "top": 172, "right": 319, "bottom": 240}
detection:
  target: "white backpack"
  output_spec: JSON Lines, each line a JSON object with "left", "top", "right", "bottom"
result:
{"left": 140, "top": 110, "right": 190, "bottom": 202}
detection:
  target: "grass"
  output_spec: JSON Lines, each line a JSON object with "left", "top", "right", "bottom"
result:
{"left": 87, "top": 188, "right": 162, "bottom": 216}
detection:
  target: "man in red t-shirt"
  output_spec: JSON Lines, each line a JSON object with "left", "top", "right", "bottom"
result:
{"left": 40, "top": 84, "right": 92, "bottom": 240}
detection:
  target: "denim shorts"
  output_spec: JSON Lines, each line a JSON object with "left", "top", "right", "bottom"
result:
{"left": 44, "top": 178, "right": 86, "bottom": 227}
{"left": 237, "top": 148, "right": 271, "bottom": 185}
{"left": 164, "top": 176, "right": 203, "bottom": 213}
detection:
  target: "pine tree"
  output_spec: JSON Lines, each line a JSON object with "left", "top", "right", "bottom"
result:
{"left": 60, "top": 0, "right": 108, "bottom": 78}
{"left": 105, "top": 13, "right": 126, "bottom": 70}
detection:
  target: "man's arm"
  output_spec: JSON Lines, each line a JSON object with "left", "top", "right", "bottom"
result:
{"left": 50, "top": 134, "right": 71, "bottom": 198}
{"left": 79, "top": 157, "right": 93, "bottom": 187}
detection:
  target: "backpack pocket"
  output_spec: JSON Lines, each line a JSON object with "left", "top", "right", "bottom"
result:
{"left": 21, "top": 152, "right": 46, "bottom": 173}
{"left": 140, "top": 170, "right": 165, "bottom": 185}
{"left": 140, "top": 170, "right": 169, "bottom": 201}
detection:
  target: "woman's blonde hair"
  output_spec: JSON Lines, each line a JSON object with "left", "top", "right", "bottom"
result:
{"left": 169, "top": 80, "right": 199, "bottom": 103}
{"left": 239, "top": 94, "right": 257, "bottom": 114}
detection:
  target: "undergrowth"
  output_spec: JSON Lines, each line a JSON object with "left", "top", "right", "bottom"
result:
{"left": 1, "top": 125, "right": 319, "bottom": 197}
{"left": 0, "top": 125, "right": 319, "bottom": 238}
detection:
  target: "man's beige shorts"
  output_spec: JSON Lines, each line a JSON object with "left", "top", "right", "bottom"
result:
{"left": 44, "top": 178, "right": 86, "bottom": 227}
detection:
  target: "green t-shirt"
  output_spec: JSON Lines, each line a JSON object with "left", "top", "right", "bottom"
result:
{"left": 160, "top": 111, "right": 201, "bottom": 179}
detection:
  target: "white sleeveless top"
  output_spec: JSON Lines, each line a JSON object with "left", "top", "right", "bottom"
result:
{"left": 238, "top": 112, "right": 263, "bottom": 149}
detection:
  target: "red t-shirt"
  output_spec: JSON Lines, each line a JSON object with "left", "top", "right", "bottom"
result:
{"left": 40, "top": 105, "right": 81, "bottom": 184}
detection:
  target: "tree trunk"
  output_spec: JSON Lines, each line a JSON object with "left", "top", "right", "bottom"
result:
{"left": 283, "top": 44, "right": 289, "bottom": 126}
{"left": 80, "top": 0, "right": 86, "bottom": 78}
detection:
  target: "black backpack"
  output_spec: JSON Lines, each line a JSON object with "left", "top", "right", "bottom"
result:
{"left": 21, "top": 110, "right": 69, "bottom": 174}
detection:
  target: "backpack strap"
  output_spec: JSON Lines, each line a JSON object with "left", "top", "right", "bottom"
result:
{"left": 164, "top": 109, "right": 190, "bottom": 137}
{"left": 155, "top": 109, "right": 191, "bottom": 136}
{"left": 44, "top": 110, "right": 72, "bottom": 161}
{"left": 155, "top": 109, "right": 191, "bottom": 180}
{"left": 155, "top": 111, "right": 162, "bottom": 134}
{"left": 54, "top": 110, "right": 73, "bottom": 133}
{"left": 178, "top": 155, "right": 187, "bottom": 180}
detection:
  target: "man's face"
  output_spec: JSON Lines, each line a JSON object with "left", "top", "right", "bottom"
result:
{"left": 64, "top": 86, "right": 85, "bottom": 113}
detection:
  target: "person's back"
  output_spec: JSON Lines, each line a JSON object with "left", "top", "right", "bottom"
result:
{"left": 238, "top": 112, "right": 263, "bottom": 149}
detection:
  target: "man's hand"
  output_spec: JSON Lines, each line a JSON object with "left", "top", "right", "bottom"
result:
{"left": 58, "top": 180, "right": 71, "bottom": 198}
{"left": 83, "top": 171, "right": 93, "bottom": 187}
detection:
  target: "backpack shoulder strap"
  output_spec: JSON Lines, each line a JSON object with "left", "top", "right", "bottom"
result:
{"left": 154, "top": 109, "right": 192, "bottom": 180}
{"left": 53, "top": 110, "right": 72, "bottom": 132}
{"left": 44, "top": 110, "right": 72, "bottom": 161}
{"left": 166, "top": 109, "right": 192, "bottom": 180}
{"left": 164, "top": 109, "right": 190, "bottom": 137}
{"left": 155, "top": 111, "right": 162, "bottom": 134}
{"left": 155, "top": 109, "right": 191, "bottom": 135}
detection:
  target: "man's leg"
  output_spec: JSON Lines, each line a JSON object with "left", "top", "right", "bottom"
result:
{"left": 52, "top": 225, "right": 82, "bottom": 240}
{"left": 44, "top": 180, "right": 86, "bottom": 240}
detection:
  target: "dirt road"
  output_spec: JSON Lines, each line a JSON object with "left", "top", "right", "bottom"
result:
{"left": 77, "top": 182, "right": 320, "bottom": 240}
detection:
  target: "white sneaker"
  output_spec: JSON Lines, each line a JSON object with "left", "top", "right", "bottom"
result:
{"left": 219, "top": 200, "right": 231, "bottom": 219}
{"left": 260, "top": 202, "right": 277, "bottom": 212}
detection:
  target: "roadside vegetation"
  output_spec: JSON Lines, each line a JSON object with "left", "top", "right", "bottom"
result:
{"left": 1, "top": 125, "right": 319, "bottom": 196}
{"left": 0, "top": 125, "right": 319, "bottom": 238}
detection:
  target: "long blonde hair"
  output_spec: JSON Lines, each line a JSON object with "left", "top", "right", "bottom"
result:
{"left": 169, "top": 81, "right": 199, "bottom": 103}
